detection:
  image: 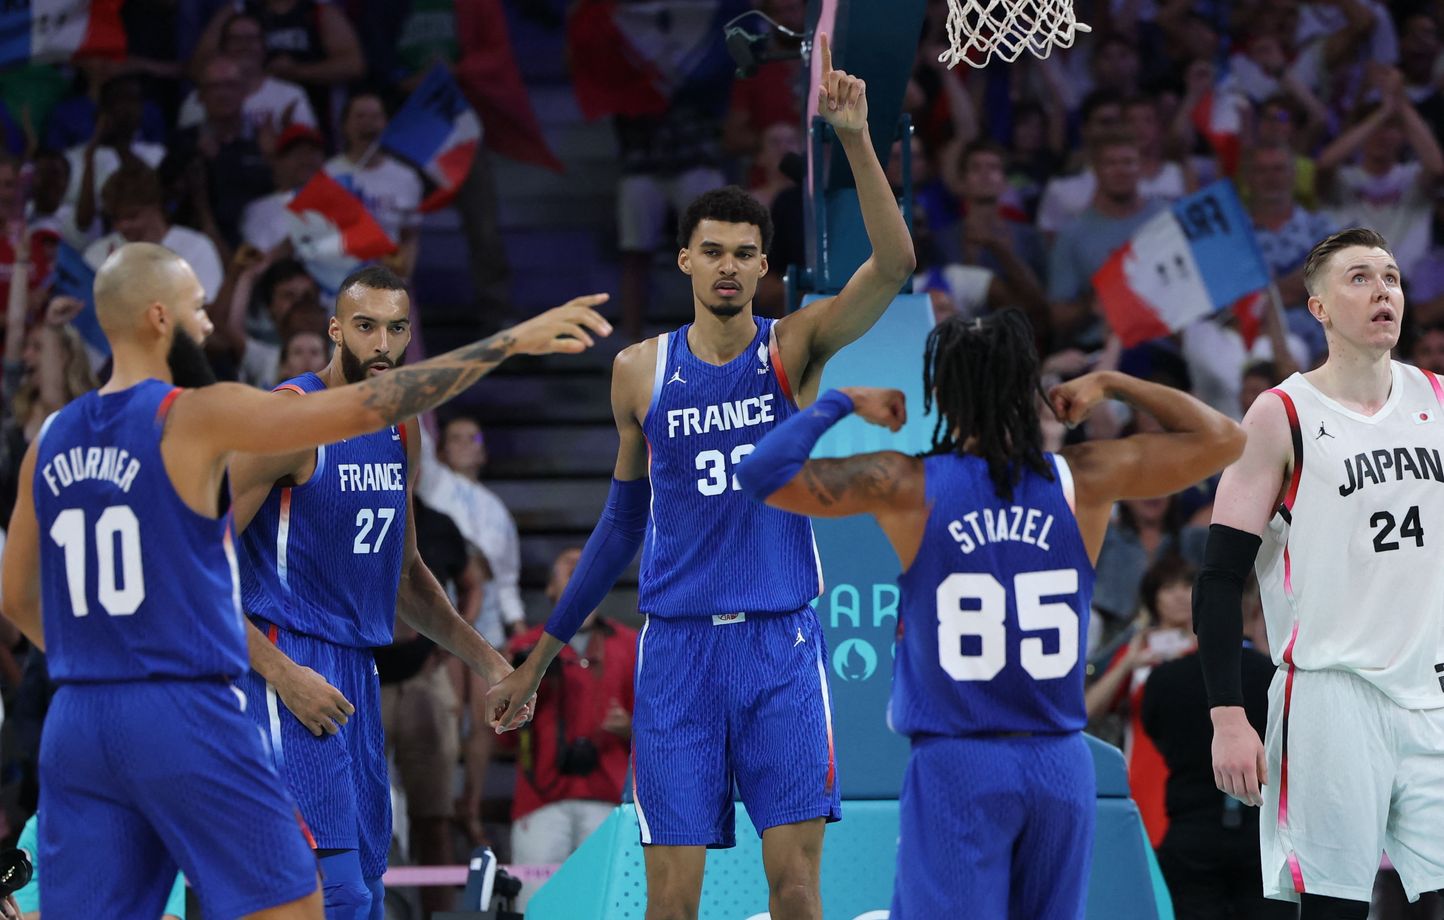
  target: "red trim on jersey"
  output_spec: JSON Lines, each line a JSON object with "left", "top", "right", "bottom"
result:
{"left": 769, "top": 335, "right": 797, "bottom": 407}
{"left": 1269, "top": 389, "right": 1304, "bottom": 512}
{"left": 398, "top": 423, "right": 408, "bottom": 451}
{"left": 274, "top": 383, "right": 306, "bottom": 396}
{"left": 1423, "top": 369, "right": 1444, "bottom": 407}
{"left": 267, "top": 623, "right": 278, "bottom": 645}
{"left": 295, "top": 808, "right": 318, "bottom": 849}
{"left": 1282, "top": 544, "right": 1294, "bottom": 600}
{"left": 1278, "top": 620, "right": 1305, "bottom": 893}
{"left": 154, "top": 387, "right": 182, "bottom": 426}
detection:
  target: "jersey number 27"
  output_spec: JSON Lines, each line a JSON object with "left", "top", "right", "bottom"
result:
{"left": 936, "top": 568, "right": 1080, "bottom": 681}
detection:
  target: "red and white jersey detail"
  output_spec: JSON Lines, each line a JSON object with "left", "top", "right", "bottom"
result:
{"left": 1258, "top": 362, "right": 1444, "bottom": 709}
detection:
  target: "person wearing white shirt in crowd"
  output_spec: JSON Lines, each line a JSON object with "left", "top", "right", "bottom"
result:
{"left": 1317, "top": 68, "right": 1443, "bottom": 279}
{"left": 82, "top": 163, "right": 224, "bottom": 306}
{"left": 179, "top": 12, "right": 317, "bottom": 135}
{"left": 63, "top": 75, "right": 167, "bottom": 236}
{"left": 324, "top": 92, "right": 422, "bottom": 279}
{"left": 240, "top": 124, "right": 326, "bottom": 254}
{"left": 417, "top": 415, "right": 525, "bottom": 647}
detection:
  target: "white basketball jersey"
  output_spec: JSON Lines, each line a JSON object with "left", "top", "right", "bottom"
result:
{"left": 1258, "top": 362, "right": 1444, "bottom": 710}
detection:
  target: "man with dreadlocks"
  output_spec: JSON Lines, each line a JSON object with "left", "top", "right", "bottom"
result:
{"left": 735, "top": 309, "right": 1244, "bottom": 919}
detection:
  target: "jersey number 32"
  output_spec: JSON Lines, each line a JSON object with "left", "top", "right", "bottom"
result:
{"left": 936, "top": 568, "right": 1080, "bottom": 681}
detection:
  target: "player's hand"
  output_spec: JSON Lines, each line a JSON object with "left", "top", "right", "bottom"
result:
{"left": 840, "top": 387, "right": 906, "bottom": 432}
{"left": 1211, "top": 706, "right": 1267, "bottom": 807}
{"left": 487, "top": 666, "right": 541, "bottom": 733}
{"left": 277, "top": 664, "right": 356, "bottom": 737}
{"left": 816, "top": 33, "right": 868, "bottom": 134}
{"left": 505, "top": 295, "right": 613, "bottom": 356}
{"left": 1047, "top": 371, "right": 1117, "bottom": 428}
{"left": 0, "top": 893, "right": 18, "bottom": 920}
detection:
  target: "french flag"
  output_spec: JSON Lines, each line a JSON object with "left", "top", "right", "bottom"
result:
{"left": 379, "top": 64, "right": 482, "bottom": 213}
{"left": 286, "top": 172, "right": 397, "bottom": 294}
{"left": 0, "top": 0, "right": 126, "bottom": 67}
{"left": 1190, "top": 81, "right": 1247, "bottom": 177}
{"left": 1094, "top": 181, "right": 1271, "bottom": 348}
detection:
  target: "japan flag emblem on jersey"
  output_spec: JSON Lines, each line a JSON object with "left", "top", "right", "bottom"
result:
{"left": 1416, "top": 410, "right": 1434, "bottom": 424}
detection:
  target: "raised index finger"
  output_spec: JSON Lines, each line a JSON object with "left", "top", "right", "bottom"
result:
{"left": 819, "top": 32, "right": 832, "bottom": 74}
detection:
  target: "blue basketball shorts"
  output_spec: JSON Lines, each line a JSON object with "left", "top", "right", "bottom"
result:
{"left": 892, "top": 731, "right": 1095, "bottom": 920}
{"left": 630, "top": 606, "right": 841, "bottom": 847}
{"left": 39, "top": 680, "right": 318, "bottom": 920}
{"left": 239, "top": 619, "right": 392, "bottom": 879}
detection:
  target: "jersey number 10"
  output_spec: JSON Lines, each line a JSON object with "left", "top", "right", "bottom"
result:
{"left": 49, "top": 506, "right": 145, "bottom": 617}
{"left": 936, "top": 568, "right": 1080, "bottom": 681}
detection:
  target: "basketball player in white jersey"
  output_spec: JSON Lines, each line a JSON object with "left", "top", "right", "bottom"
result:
{"left": 1197, "top": 227, "right": 1444, "bottom": 920}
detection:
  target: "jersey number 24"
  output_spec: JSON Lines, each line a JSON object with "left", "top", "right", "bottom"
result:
{"left": 936, "top": 568, "right": 1080, "bottom": 681}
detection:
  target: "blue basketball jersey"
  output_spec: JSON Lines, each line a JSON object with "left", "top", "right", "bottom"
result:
{"left": 33, "top": 380, "right": 248, "bottom": 683}
{"left": 891, "top": 453, "right": 1094, "bottom": 737}
{"left": 237, "top": 373, "right": 407, "bottom": 647}
{"left": 638, "top": 318, "right": 821, "bottom": 617}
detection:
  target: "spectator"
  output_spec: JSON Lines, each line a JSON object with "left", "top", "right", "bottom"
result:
{"left": 42, "top": 60, "right": 170, "bottom": 153}
{"left": 192, "top": 0, "right": 365, "bottom": 99}
{"left": 417, "top": 415, "right": 527, "bottom": 648}
{"left": 1239, "top": 359, "right": 1283, "bottom": 416}
{"left": 1046, "top": 129, "right": 1169, "bottom": 350}
{"left": 1003, "top": 101, "right": 1066, "bottom": 221}
{"left": 953, "top": 140, "right": 1048, "bottom": 318}
{"left": 210, "top": 249, "right": 325, "bottom": 387}
{"left": 745, "top": 122, "right": 802, "bottom": 211}
{"left": 1246, "top": 140, "right": 1339, "bottom": 362}
{"left": 240, "top": 123, "right": 326, "bottom": 253}
{"left": 1407, "top": 322, "right": 1444, "bottom": 375}
{"left": 82, "top": 163, "right": 225, "bottom": 307}
{"left": 24, "top": 149, "right": 83, "bottom": 251}
{"left": 1091, "top": 488, "right": 1207, "bottom": 629}
{"left": 0, "top": 163, "right": 55, "bottom": 316}
{"left": 276, "top": 326, "right": 329, "bottom": 379}
{"left": 324, "top": 92, "right": 421, "bottom": 279}
{"left": 179, "top": 13, "right": 317, "bottom": 134}
{"left": 1317, "top": 67, "right": 1444, "bottom": 278}
{"left": 504, "top": 548, "right": 636, "bottom": 911}
{"left": 614, "top": 86, "right": 730, "bottom": 341}
{"left": 1086, "top": 553, "right": 1198, "bottom": 847}
{"left": 1400, "top": 9, "right": 1444, "bottom": 139}
{"left": 377, "top": 502, "right": 478, "bottom": 916}
{"left": 1036, "top": 91, "right": 1124, "bottom": 234}
{"left": 162, "top": 56, "right": 274, "bottom": 253}
{"left": 1140, "top": 588, "right": 1288, "bottom": 920}
{"left": 65, "top": 74, "right": 167, "bottom": 235}
{"left": 1247, "top": 94, "right": 1324, "bottom": 209}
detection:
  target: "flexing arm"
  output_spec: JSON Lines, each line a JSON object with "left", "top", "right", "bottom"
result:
{"left": 735, "top": 387, "right": 930, "bottom": 568}
{"left": 484, "top": 342, "right": 653, "bottom": 730}
{"left": 775, "top": 34, "right": 916, "bottom": 384}
{"left": 396, "top": 419, "right": 513, "bottom": 685}
{"left": 1056, "top": 371, "right": 1246, "bottom": 559}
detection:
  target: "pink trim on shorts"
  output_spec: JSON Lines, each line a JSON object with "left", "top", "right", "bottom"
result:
{"left": 1278, "top": 620, "right": 1305, "bottom": 893}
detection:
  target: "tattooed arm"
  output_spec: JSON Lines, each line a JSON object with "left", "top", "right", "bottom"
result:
{"left": 738, "top": 386, "right": 932, "bottom": 568}
{"left": 170, "top": 296, "right": 612, "bottom": 460}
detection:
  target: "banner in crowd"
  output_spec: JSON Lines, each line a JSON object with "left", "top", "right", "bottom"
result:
{"left": 380, "top": 64, "right": 483, "bottom": 213}
{"left": 49, "top": 243, "right": 107, "bottom": 358}
{"left": 286, "top": 172, "right": 397, "bottom": 294}
{"left": 0, "top": 0, "right": 125, "bottom": 68}
{"left": 1190, "top": 82, "right": 1246, "bottom": 176}
{"left": 567, "top": 0, "right": 749, "bottom": 119}
{"left": 454, "top": 0, "right": 563, "bottom": 173}
{"left": 1093, "top": 180, "right": 1271, "bottom": 348}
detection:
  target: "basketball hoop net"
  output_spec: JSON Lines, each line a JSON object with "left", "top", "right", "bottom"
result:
{"left": 939, "top": 0, "right": 1091, "bottom": 69}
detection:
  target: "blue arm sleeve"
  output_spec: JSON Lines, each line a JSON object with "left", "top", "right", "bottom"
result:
{"left": 543, "top": 477, "right": 651, "bottom": 643}
{"left": 735, "top": 389, "right": 855, "bottom": 501}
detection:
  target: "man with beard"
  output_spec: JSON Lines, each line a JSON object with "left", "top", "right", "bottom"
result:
{"left": 0, "top": 244, "right": 612, "bottom": 919}
{"left": 228, "top": 265, "right": 595, "bottom": 918}
{"left": 487, "top": 37, "right": 915, "bottom": 920}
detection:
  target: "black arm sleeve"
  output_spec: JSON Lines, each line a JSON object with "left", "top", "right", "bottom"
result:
{"left": 1192, "top": 523, "right": 1263, "bottom": 709}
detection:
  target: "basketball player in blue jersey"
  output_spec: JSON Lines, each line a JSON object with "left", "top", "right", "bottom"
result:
{"left": 734, "top": 311, "right": 1245, "bottom": 919}
{"left": 226, "top": 265, "right": 583, "bottom": 918}
{"left": 0, "top": 242, "right": 609, "bottom": 920}
{"left": 485, "top": 34, "right": 914, "bottom": 920}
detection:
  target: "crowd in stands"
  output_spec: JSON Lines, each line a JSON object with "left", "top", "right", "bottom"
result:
{"left": 0, "top": 0, "right": 1442, "bottom": 916}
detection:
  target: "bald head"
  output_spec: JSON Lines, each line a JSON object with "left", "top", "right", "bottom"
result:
{"left": 94, "top": 243, "right": 205, "bottom": 340}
